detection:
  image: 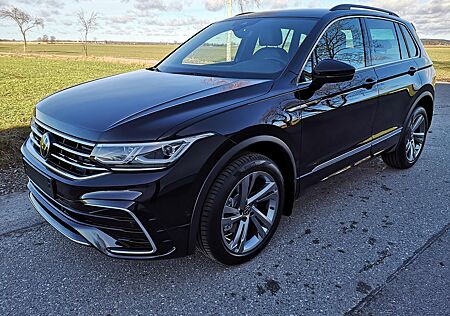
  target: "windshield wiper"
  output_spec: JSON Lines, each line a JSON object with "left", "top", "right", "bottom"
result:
{"left": 173, "top": 71, "right": 213, "bottom": 77}
{"left": 148, "top": 66, "right": 161, "bottom": 72}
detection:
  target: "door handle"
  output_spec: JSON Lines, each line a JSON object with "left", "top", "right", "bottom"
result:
{"left": 408, "top": 66, "right": 418, "bottom": 75}
{"left": 363, "top": 78, "right": 377, "bottom": 89}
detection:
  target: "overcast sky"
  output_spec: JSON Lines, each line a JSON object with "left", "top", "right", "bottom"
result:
{"left": 0, "top": 0, "right": 449, "bottom": 42}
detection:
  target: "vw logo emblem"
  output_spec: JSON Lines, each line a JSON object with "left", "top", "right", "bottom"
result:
{"left": 40, "top": 132, "right": 52, "bottom": 159}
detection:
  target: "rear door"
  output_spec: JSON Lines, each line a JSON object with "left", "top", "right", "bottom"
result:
{"left": 297, "top": 17, "right": 379, "bottom": 181}
{"left": 364, "top": 18, "right": 422, "bottom": 154}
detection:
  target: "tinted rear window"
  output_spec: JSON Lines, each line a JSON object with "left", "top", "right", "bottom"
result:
{"left": 400, "top": 24, "right": 419, "bottom": 57}
{"left": 395, "top": 24, "right": 409, "bottom": 59}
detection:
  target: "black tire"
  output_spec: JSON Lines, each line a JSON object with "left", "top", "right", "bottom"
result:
{"left": 382, "top": 106, "right": 429, "bottom": 169}
{"left": 198, "top": 153, "right": 285, "bottom": 265}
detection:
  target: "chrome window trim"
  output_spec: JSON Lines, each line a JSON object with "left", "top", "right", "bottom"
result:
{"left": 398, "top": 23, "right": 420, "bottom": 58}
{"left": 296, "top": 14, "right": 421, "bottom": 85}
{"left": 300, "top": 127, "right": 402, "bottom": 178}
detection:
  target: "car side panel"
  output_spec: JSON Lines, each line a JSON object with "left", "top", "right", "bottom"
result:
{"left": 370, "top": 59, "right": 422, "bottom": 151}
{"left": 296, "top": 68, "right": 379, "bottom": 178}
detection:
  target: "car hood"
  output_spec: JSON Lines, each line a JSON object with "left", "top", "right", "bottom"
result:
{"left": 36, "top": 69, "right": 272, "bottom": 142}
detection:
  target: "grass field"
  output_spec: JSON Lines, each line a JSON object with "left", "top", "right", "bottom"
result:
{"left": 0, "top": 55, "right": 141, "bottom": 168}
{"left": 0, "top": 43, "right": 449, "bottom": 170}
{"left": 0, "top": 42, "right": 178, "bottom": 61}
{"left": 424, "top": 46, "right": 450, "bottom": 82}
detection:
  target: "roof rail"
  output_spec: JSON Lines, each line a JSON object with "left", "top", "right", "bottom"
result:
{"left": 330, "top": 4, "right": 399, "bottom": 17}
{"left": 235, "top": 11, "right": 254, "bottom": 16}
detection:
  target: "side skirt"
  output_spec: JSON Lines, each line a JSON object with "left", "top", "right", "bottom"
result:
{"left": 297, "top": 127, "right": 402, "bottom": 188}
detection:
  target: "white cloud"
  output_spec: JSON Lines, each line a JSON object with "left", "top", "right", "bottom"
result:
{"left": 15, "top": 0, "right": 65, "bottom": 9}
{"left": 204, "top": 0, "right": 223, "bottom": 11}
{"left": 134, "top": 0, "right": 183, "bottom": 12}
{"left": 1, "top": 0, "right": 449, "bottom": 42}
{"left": 110, "top": 15, "right": 135, "bottom": 24}
{"left": 270, "top": 0, "right": 290, "bottom": 9}
{"left": 366, "top": 0, "right": 450, "bottom": 38}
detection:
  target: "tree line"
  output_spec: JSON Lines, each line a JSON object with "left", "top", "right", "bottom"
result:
{"left": 0, "top": 1, "right": 262, "bottom": 56}
{"left": 0, "top": 6, "right": 97, "bottom": 56}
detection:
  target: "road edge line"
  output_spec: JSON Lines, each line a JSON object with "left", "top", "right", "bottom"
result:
{"left": 344, "top": 222, "right": 450, "bottom": 315}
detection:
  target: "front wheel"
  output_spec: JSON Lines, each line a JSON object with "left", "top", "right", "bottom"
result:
{"left": 198, "top": 153, "right": 284, "bottom": 265}
{"left": 382, "top": 106, "right": 428, "bottom": 169}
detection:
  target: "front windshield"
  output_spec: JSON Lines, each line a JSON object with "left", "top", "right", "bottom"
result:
{"left": 157, "top": 17, "right": 317, "bottom": 80}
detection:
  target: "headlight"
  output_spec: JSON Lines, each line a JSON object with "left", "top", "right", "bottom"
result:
{"left": 90, "top": 133, "right": 214, "bottom": 170}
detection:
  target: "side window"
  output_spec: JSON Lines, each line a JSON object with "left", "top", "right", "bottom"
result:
{"left": 395, "top": 24, "right": 409, "bottom": 59}
{"left": 301, "top": 18, "right": 365, "bottom": 82}
{"left": 400, "top": 24, "right": 419, "bottom": 57}
{"left": 314, "top": 18, "right": 365, "bottom": 69}
{"left": 366, "top": 19, "right": 401, "bottom": 65}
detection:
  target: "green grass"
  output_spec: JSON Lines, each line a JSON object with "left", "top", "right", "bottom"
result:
{"left": 0, "top": 42, "right": 178, "bottom": 61}
{"left": 0, "top": 55, "right": 141, "bottom": 168}
{"left": 425, "top": 46, "right": 450, "bottom": 82}
{"left": 0, "top": 44, "right": 449, "bottom": 170}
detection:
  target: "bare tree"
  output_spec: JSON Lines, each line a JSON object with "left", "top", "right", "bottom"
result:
{"left": 0, "top": 7, "right": 44, "bottom": 52}
{"left": 314, "top": 19, "right": 364, "bottom": 67}
{"left": 225, "top": 0, "right": 261, "bottom": 61}
{"left": 77, "top": 10, "right": 97, "bottom": 57}
{"left": 236, "top": 0, "right": 261, "bottom": 12}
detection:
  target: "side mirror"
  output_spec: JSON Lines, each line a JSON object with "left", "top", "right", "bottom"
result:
{"left": 311, "top": 59, "right": 355, "bottom": 89}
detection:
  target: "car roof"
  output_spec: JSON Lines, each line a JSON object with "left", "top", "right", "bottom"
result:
{"left": 228, "top": 7, "right": 407, "bottom": 24}
{"left": 233, "top": 9, "right": 331, "bottom": 19}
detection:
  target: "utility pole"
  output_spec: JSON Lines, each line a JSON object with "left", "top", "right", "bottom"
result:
{"left": 226, "top": 0, "right": 232, "bottom": 61}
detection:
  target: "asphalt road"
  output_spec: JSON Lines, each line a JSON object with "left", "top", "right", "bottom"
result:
{"left": 1, "top": 84, "right": 449, "bottom": 316}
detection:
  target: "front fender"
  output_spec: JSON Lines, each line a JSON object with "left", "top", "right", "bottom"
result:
{"left": 186, "top": 134, "right": 297, "bottom": 254}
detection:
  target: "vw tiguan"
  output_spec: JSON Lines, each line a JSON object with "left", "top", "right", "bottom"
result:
{"left": 22, "top": 4, "right": 435, "bottom": 264}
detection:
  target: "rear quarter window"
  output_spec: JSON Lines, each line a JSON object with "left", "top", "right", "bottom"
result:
{"left": 395, "top": 24, "right": 409, "bottom": 59}
{"left": 400, "top": 24, "right": 419, "bottom": 57}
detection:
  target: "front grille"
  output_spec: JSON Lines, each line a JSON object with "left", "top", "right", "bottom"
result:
{"left": 30, "top": 119, "right": 108, "bottom": 178}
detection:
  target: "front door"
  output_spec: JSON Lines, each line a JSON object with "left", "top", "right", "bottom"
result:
{"left": 296, "top": 17, "right": 378, "bottom": 182}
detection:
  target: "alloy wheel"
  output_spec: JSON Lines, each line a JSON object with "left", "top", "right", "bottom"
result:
{"left": 406, "top": 112, "right": 426, "bottom": 162}
{"left": 221, "top": 171, "right": 279, "bottom": 255}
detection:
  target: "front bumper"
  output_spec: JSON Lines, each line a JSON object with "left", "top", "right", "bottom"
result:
{"left": 22, "top": 133, "right": 227, "bottom": 259}
{"left": 27, "top": 180, "right": 176, "bottom": 259}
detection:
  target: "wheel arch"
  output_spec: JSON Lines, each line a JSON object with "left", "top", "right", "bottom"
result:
{"left": 187, "top": 129, "right": 298, "bottom": 254}
{"left": 407, "top": 87, "right": 434, "bottom": 128}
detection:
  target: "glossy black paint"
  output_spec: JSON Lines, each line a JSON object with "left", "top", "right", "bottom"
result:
{"left": 22, "top": 7, "right": 435, "bottom": 259}
{"left": 36, "top": 70, "right": 272, "bottom": 142}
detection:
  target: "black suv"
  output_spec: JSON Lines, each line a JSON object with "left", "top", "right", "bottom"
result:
{"left": 22, "top": 4, "right": 435, "bottom": 265}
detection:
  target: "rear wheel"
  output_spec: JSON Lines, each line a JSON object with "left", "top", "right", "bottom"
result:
{"left": 382, "top": 106, "right": 428, "bottom": 169}
{"left": 198, "top": 153, "right": 284, "bottom": 265}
